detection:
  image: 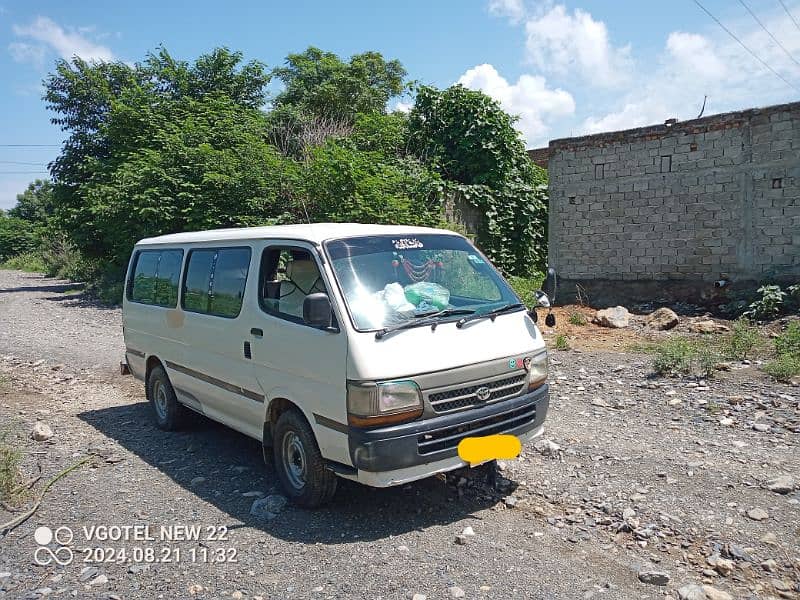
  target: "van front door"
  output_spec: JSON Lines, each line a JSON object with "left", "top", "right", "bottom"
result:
{"left": 247, "top": 242, "right": 350, "bottom": 465}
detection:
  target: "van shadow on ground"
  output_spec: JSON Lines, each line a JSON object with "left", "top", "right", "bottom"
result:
{"left": 79, "top": 401, "right": 511, "bottom": 545}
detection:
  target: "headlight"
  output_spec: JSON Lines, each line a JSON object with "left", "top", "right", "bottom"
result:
{"left": 347, "top": 380, "right": 423, "bottom": 427}
{"left": 527, "top": 352, "right": 548, "bottom": 390}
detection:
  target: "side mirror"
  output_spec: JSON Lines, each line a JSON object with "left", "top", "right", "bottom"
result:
{"left": 543, "top": 267, "right": 557, "bottom": 303}
{"left": 534, "top": 290, "right": 551, "bottom": 308}
{"left": 303, "top": 293, "right": 335, "bottom": 330}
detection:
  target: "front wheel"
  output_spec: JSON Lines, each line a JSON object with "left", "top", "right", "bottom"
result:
{"left": 147, "top": 365, "right": 188, "bottom": 431}
{"left": 273, "top": 409, "right": 337, "bottom": 507}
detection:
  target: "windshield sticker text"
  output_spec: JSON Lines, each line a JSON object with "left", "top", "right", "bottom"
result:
{"left": 392, "top": 238, "right": 424, "bottom": 250}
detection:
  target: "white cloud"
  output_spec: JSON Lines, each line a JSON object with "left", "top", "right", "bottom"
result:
{"left": 582, "top": 6, "right": 800, "bottom": 134}
{"left": 488, "top": 0, "right": 525, "bottom": 23}
{"left": 457, "top": 63, "right": 575, "bottom": 146}
{"left": 12, "top": 16, "right": 114, "bottom": 63}
{"left": 390, "top": 99, "right": 413, "bottom": 113}
{"left": 665, "top": 31, "right": 726, "bottom": 79}
{"left": 8, "top": 42, "right": 45, "bottom": 67}
{"left": 523, "top": 5, "right": 633, "bottom": 87}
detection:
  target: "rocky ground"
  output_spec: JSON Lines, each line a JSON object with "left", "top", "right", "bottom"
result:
{"left": 0, "top": 269, "right": 798, "bottom": 600}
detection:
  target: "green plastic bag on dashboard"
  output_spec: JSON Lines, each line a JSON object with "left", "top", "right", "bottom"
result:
{"left": 403, "top": 282, "right": 450, "bottom": 310}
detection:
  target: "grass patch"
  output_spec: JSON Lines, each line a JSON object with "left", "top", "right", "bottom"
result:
{"left": 723, "top": 318, "right": 763, "bottom": 360}
{"left": 2, "top": 251, "right": 46, "bottom": 273}
{"left": 568, "top": 311, "right": 587, "bottom": 326}
{"left": 763, "top": 354, "right": 800, "bottom": 381}
{"left": 763, "top": 321, "right": 800, "bottom": 382}
{"left": 774, "top": 320, "right": 800, "bottom": 357}
{"left": 0, "top": 428, "right": 26, "bottom": 505}
{"left": 651, "top": 337, "right": 723, "bottom": 378}
{"left": 554, "top": 334, "right": 570, "bottom": 350}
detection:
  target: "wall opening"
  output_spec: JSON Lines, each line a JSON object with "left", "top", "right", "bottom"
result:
{"left": 594, "top": 163, "right": 605, "bottom": 179}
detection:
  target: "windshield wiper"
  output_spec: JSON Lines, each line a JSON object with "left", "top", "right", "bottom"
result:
{"left": 374, "top": 308, "right": 475, "bottom": 339}
{"left": 455, "top": 303, "right": 525, "bottom": 328}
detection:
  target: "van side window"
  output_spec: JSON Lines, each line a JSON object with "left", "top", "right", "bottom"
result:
{"left": 210, "top": 248, "right": 251, "bottom": 317}
{"left": 128, "top": 249, "right": 184, "bottom": 307}
{"left": 182, "top": 247, "right": 251, "bottom": 318}
{"left": 154, "top": 250, "right": 183, "bottom": 307}
{"left": 259, "top": 247, "right": 327, "bottom": 323}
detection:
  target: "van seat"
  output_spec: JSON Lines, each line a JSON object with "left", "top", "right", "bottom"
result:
{"left": 279, "top": 259, "right": 325, "bottom": 317}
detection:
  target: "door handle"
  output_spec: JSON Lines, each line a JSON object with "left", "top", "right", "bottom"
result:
{"left": 250, "top": 327, "right": 263, "bottom": 337}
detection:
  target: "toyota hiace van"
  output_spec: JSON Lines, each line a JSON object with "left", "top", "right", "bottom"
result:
{"left": 122, "top": 224, "right": 550, "bottom": 506}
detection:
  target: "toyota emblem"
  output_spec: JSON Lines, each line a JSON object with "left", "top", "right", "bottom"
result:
{"left": 475, "top": 386, "right": 491, "bottom": 401}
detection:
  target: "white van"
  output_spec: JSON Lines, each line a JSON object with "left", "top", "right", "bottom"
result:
{"left": 122, "top": 224, "right": 551, "bottom": 506}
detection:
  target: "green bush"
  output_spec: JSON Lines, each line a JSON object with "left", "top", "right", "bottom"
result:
{"left": 0, "top": 428, "right": 24, "bottom": 504}
{"left": 761, "top": 321, "right": 800, "bottom": 382}
{"left": 774, "top": 321, "right": 800, "bottom": 357}
{"left": 2, "top": 251, "right": 46, "bottom": 273}
{"left": 407, "top": 85, "right": 548, "bottom": 276}
{"left": 696, "top": 346, "right": 723, "bottom": 378}
{"left": 763, "top": 354, "right": 800, "bottom": 382}
{"left": 652, "top": 337, "right": 723, "bottom": 377}
{"left": 652, "top": 338, "right": 696, "bottom": 376}
{"left": 744, "top": 285, "right": 787, "bottom": 320}
{"left": 724, "top": 318, "right": 762, "bottom": 360}
{"left": 554, "top": 334, "right": 569, "bottom": 350}
{"left": 0, "top": 216, "right": 39, "bottom": 261}
{"left": 568, "top": 312, "right": 588, "bottom": 326}
{"left": 507, "top": 274, "right": 544, "bottom": 308}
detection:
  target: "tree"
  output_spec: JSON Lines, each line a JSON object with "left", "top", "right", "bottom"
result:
{"left": 141, "top": 46, "right": 269, "bottom": 109}
{"left": 8, "top": 180, "right": 55, "bottom": 225}
{"left": 0, "top": 215, "right": 38, "bottom": 260}
{"left": 70, "top": 93, "right": 300, "bottom": 265}
{"left": 44, "top": 48, "right": 275, "bottom": 267}
{"left": 303, "top": 139, "right": 444, "bottom": 227}
{"left": 407, "top": 85, "right": 548, "bottom": 275}
{"left": 272, "top": 47, "right": 406, "bottom": 120}
{"left": 407, "top": 85, "right": 529, "bottom": 187}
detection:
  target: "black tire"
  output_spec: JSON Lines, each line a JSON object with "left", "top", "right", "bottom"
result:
{"left": 147, "top": 365, "right": 188, "bottom": 431}
{"left": 272, "top": 409, "right": 337, "bottom": 507}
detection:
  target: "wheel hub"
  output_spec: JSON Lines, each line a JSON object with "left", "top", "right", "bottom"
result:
{"left": 282, "top": 431, "right": 307, "bottom": 489}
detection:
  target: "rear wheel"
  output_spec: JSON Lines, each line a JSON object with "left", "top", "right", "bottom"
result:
{"left": 273, "top": 409, "right": 337, "bottom": 507}
{"left": 147, "top": 365, "right": 187, "bottom": 430}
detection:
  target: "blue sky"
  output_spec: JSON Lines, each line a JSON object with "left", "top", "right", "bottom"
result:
{"left": 1, "top": 0, "right": 799, "bottom": 209}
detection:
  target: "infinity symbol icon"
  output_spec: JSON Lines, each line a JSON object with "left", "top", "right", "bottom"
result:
{"left": 34, "top": 545, "right": 74, "bottom": 566}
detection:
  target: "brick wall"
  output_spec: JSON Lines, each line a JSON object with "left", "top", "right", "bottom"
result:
{"left": 547, "top": 101, "right": 800, "bottom": 305}
{"left": 527, "top": 147, "right": 551, "bottom": 169}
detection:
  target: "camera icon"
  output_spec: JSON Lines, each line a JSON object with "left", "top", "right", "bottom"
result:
{"left": 33, "top": 526, "right": 74, "bottom": 566}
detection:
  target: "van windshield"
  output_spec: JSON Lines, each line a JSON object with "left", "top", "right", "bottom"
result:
{"left": 324, "top": 234, "right": 520, "bottom": 331}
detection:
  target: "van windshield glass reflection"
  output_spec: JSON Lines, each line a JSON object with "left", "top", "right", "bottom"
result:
{"left": 324, "top": 235, "right": 519, "bottom": 331}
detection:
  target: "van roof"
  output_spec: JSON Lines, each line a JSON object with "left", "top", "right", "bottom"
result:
{"left": 135, "top": 223, "right": 463, "bottom": 246}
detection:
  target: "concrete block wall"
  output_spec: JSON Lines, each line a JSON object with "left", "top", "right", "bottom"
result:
{"left": 547, "top": 101, "right": 799, "bottom": 305}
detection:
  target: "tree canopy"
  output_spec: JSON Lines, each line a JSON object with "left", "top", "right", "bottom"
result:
{"left": 5, "top": 45, "right": 547, "bottom": 287}
{"left": 272, "top": 47, "right": 406, "bottom": 120}
{"left": 8, "top": 180, "right": 55, "bottom": 225}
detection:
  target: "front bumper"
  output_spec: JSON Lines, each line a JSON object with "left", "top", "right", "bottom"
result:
{"left": 347, "top": 383, "right": 549, "bottom": 479}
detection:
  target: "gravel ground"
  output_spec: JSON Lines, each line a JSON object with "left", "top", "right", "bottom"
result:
{"left": 0, "top": 269, "right": 798, "bottom": 600}
{"left": 0, "top": 271, "right": 122, "bottom": 372}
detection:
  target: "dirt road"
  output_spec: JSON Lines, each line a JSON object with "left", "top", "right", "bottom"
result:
{"left": 0, "top": 269, "right": 798, "bottom": 600}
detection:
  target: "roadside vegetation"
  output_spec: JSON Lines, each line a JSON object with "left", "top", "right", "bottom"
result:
{"left": 0, "top": 46, "right": 547, "bottom": 304}
{"left": 568, "top": 311, "right": 588, "bottom": 326}
{"left": 553, "top": 334, "right": 570, "bottom": 351}
{"left": 639, "top": 317, "right": 799, "bottom": 382}
{"left": 0, "top": 426, "right": 26, "bottom": 508}
{"left": 763, "top": 321, "right": 800, "bottom": 382}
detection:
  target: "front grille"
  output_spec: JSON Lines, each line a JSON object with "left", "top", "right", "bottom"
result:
{"left": 417, "top": 403, "right": 537, "bottom": 455}
{"left": 428, "top": 374, "right": 526, "bottom": 413}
